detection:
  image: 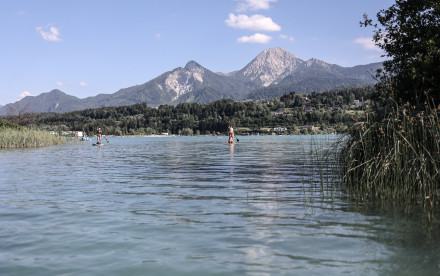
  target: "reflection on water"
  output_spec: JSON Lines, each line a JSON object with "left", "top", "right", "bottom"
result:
{"left": 0, "top": 136, "right": 439, "bottom": 275}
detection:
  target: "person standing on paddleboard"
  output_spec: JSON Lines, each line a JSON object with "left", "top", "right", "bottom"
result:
{"left": 228, "top": 126, "right": 234, "bottom": 143}
{"left": 97, "top": 127, "right": 102, "bottom": 144}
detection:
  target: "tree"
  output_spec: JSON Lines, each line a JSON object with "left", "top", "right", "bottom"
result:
{"left": 362, "top": 0, "right": 440, "bottom": 106}
{"left": 6, "top": 103, "right": 33, "bottom": 126}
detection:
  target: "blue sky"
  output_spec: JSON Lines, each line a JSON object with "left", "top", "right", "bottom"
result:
{"left": 0, "top": 0, "right": 395, "bottom": 106}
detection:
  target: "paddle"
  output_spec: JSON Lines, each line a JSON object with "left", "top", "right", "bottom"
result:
{"left": 104, "top": 136, "right": 109, "bottom": 143}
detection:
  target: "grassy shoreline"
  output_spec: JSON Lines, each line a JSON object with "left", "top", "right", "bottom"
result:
{"left": 340, "top": 101, "right": 440, "bottom": 209}
{"left": 0, "top": 128, "right": 65, "bottom": 149}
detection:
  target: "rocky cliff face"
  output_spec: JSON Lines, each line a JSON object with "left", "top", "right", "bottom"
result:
{"left": 234, "top": 47, "right": 304, "bottom": 87}
{"left": 164, "top": 61, "right": 206, "bottom": 100}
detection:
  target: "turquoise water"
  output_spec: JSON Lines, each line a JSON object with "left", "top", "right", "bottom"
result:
{"left": 1, "top": 136, "right": 439, "bottom": 275}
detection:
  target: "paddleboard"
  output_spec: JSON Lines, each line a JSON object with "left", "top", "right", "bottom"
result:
{"left": 92, "top": 143, "right": 103, "bottom": 146}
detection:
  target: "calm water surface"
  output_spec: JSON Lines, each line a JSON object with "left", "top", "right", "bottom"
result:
{"left": 1, "top": 136, "right": 439, "bottom": 275}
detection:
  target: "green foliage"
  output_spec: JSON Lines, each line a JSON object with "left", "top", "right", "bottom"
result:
{"left": 342, "top": 0, "right": 440, "bottom": 209}
{"left": 3, "top": 87, "right": 373, "bottom": 136}
{"left": 179, "top": 128, "right": 194, "bottom": 136}
{"left": 362, "top": 0, "right": 440, "bottom": 106}
{"left": 0, "top": 120, "right": 23, "bottom": 130}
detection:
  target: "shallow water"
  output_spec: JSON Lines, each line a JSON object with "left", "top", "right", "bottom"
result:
{"left": 1, "top": 136, "right": 439, "bottom": 275}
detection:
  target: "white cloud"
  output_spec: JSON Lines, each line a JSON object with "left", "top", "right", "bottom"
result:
{"left": 237, "top": 0, "right": 277, "bottom": 12}
{"left": 56, "top": 81, "right": 88, "bottom": 87}
{"left": 280, "top": 34, "right": 294, "bottom": 42}
{"left": 36, "top": 25, "right": 62, "bottom": 42}
{"left": 237, "top": 33, "right": 272, "bottom": 43}
{"left": 353, "top": 37, "right": 381, "bottom": 51}
{"left": 225, "top": 13, "right": 281, "bottom": 32}
{"left": 366, "top": 54, "right": 383, "bottom": 60}
{"left": 16, "top": 91, "right": 33, "bottom": 102}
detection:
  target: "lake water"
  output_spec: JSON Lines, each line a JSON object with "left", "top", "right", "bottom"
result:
{"left": 1, "top": 136, "right": 439, "bottom": 275}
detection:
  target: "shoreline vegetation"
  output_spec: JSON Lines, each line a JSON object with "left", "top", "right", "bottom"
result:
{"left": 1, "top": 86, "right": 371, "bottom": 149}
{"left": 0, "top": 120, "right": 65, "bottom": 149}
{"left": 340, "top": 0, "right": 440, "bottom": 212}
{"left": 6, "top": 87, "right": 373, "bottom": 138}
{"left": 340, "top": 99, "right": 440, "bottom": 208}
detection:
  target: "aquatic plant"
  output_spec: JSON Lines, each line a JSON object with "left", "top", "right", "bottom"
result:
{"left": 340, "top": 98, "right": 440, "bottom": 209}
{"left": 301, "top": 135, "right": 343, "bottom": 206}
{"left": 339, "top": 0, "right": 440, "bottom": 212}
{"left": 0, "top": 121, "right": 65, "bottom": 148}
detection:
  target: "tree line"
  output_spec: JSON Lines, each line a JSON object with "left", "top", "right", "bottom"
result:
{"left": 3, "top": 87, "right": 374, "bottom": 136}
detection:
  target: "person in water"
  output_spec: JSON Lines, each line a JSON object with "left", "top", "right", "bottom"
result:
{"left": 228, "top": 126, "right": 234, "bottom": 139}
{"left": 227, "top": 126, "right": 235, "bottom": 144}
{"left": 97, "top": 127, "right": 102, "bottom": 144}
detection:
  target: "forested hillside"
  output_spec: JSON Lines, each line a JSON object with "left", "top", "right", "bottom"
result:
{"left": 6, "top": 87, "right": 374, "bottom": 136}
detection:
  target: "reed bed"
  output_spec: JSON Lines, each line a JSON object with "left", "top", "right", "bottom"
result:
{"left": 340, "top": 99, "right": 440, "bottom": 209}
{"left": 300, "top": 135, "right": 344, "bottom": 206}
{"left": 0, "top": 128, "right": 65, "bottom": 148}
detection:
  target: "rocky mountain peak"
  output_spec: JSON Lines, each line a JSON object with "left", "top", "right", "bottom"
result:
{"left": 305, "top": 58, "right": 330, "bottom": 67}
{"left": 253, "top": 47, "right": 302, "bottom": 66}
{"left": 184, "top": 60, "right": 204, "bottom": 72}
{"left": 164, "top": 61, "right": 207, "bottom": 100}
{"left": 260, "top": 47, "right": 299, "bottom": 59}
{"left": 240, "top": 47, "right": 304, "bottom": 87}
{"left": 48, "top": 89, "right": 65, "bottom": 95}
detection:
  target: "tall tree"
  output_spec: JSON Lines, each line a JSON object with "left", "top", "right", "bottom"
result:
{"left": 362, "top": 0, "right": 440, "bottom": 106}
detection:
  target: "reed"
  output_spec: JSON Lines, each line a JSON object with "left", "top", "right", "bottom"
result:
{"left": 340, "top": 98, "right": 440, "bottom": 209}
{"left": 0, "top": 127, "right": 65, "bottom": 148}
{"left": 301, "top": 135, "right": 343, "bottom": 206}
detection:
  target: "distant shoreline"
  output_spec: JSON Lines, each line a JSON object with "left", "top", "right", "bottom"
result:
{"left": 92, "top": 134, "right": 176, "bottom": 138}
{"left": 94, "top": 134, "right": 339, "bottom": 138}
{"left": 119, "top": 134, "right": 175, "bottom": 138}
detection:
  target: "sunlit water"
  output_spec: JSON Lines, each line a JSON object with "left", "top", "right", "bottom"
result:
{"left": 1, "top": 136, "right": 439, "bottom": 275}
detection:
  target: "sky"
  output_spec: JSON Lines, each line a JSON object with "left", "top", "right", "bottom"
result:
{"left": 0, "top": 0, "right": 395, "bottom": 106}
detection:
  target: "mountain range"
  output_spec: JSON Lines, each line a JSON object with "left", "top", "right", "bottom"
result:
{"left": 0, "top": 47, "right": 381, "bottom": 115}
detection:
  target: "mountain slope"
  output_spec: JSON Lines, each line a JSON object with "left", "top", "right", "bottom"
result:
{"left": 230, "top": 47, "right": 304, "bottom": 87}
{"left": 0, "top": 90, "right": 83, "bottom": 115}
{"left": 0, "top": 47, "right": 382, "bottom": 114}
{"left": 99, "top": 60, "right": 251, "bottom": 106}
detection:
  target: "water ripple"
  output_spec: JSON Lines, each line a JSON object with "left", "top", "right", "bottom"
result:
{"left": 1, "top": 136, "right": 439, "bottom": 275}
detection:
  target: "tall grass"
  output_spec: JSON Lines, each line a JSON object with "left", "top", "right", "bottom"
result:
{"left": 301, "top": 135, "right": 344, "bottom": 206}
{"left": 340, "top": 98, "right": 440, "bottom": 209}
{"left": 0, "top": 127, "right": 65, "bottom": 148}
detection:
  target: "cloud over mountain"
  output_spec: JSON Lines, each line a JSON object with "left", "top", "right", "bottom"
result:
{"left": 225, "top": 13, "right": 281, "bottom": 31}
{"left": 237, "top": 33, "right": 272, "bottom": 43}
{"left": 16, "top": 91, "right": 32, "bottom": 102}
{"left": 353, "top": 37, "right": 381, "bottom": 51}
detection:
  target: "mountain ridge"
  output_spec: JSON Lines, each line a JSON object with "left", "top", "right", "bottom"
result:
{"left": 0, "top": 47, "right": 381, "bottom": 114}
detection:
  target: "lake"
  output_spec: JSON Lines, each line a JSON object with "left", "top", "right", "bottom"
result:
{"left": 1, "top": 135, "right": 439, "bottom": 275}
